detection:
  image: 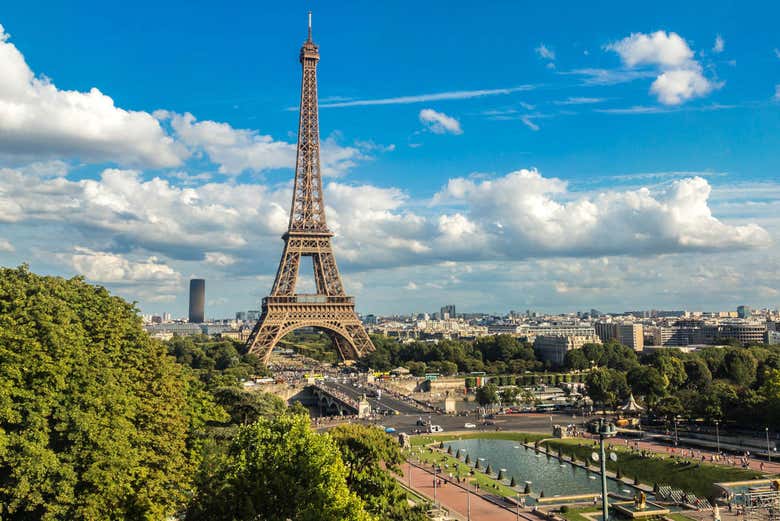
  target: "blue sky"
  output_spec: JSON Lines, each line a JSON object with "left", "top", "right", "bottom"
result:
{"left": 0, "top": 1, "right": 778, "bottom": 317}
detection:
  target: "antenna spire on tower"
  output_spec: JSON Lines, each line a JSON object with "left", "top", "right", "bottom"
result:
{"left": 307, "top": 11, "right": 312, "bottom": 41}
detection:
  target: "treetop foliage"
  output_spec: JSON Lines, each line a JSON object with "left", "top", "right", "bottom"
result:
{"left": 0, "top": 266, "right": 203, "bottom": 520}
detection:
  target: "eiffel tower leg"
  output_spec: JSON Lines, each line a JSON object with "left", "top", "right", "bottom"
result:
{"left": 245, "top": 309, "right": 286, "bottom": 364}
{"left": 328, "top": 332, "right": 358, "bottom": 360}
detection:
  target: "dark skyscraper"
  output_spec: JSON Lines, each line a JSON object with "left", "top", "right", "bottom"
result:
{"left": 189, "top": 279, "right": 205, "bottom": 323}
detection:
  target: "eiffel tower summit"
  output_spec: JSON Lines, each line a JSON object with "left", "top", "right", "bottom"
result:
{"left": 246, "top": 13, "right": 375, "bottom": 364}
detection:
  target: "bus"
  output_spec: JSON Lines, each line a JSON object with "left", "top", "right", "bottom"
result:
{"left": 535, "top": 403, "right": 557, "bottom": 413}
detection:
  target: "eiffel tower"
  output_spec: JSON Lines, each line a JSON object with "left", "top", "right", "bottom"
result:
{"left": 246, "top": 14, "right": 375, "bottom": 364}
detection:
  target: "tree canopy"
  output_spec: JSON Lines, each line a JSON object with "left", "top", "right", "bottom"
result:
{"left": 186, "top": 413, "right": 374, "bottom": 521}
{"left": 0, "top": 266, "right": 208, "bottom": 520}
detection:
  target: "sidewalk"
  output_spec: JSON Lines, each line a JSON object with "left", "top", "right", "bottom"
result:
{"left": 401, "top": 460, "right": 538, "bottom": 521}
{"left": 628, "top": 438, "right": 780, "bottom": 475}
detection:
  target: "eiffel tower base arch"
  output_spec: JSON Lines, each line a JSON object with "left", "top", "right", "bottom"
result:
{"left": 246, "top": 296, "right": 374, "bottom": 364}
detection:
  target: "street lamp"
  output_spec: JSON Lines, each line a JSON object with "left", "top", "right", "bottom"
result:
{"left": 466, "top": 478, "right": 471, "bottom": 521}
{"left": 714, "top": 419, "right": 720, "bottom": 455}
{"left": 767, "top": 427, "right": 772, "bottom": 463}
{"left": 597, "top": 418, "right": 618, "bottom": 521}
{"left": 673, "top": 416, "right": 680, "bottom": 447}
{"left": 433, "top": 465, "right": 438, "bottom": 507}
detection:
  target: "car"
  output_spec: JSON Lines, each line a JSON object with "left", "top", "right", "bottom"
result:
{"left": 428, "top": 425, "right": 444, "bottom": 433}
{"left": 464, "top": 422, "right": 477, "bottom": 429}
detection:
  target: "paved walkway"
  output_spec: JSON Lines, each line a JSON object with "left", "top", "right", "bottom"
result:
{"left": 402, "top": 461, "right": 537, "bottom": 521}
{"left": 607, "top": 436, "right": 780, "bottom": 475}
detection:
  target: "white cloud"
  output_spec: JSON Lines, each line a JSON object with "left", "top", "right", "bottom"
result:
{"left": 607, "top": 31, "right": 720, "bottom": 105}
{"left": 164, "top": 111, "right": 369, "bottom": 177}
{"left": 0, "top": 238, "right": 14, "bottom": 252}
{"left": 0, "top": 25, "right": 185, "bottom": 167}
{"left": 419, "top": 109, "right": 463, "bottom": 135}
{"left": 608, "top": 31, "right": 693, "bottom": 68}
{"left": 520, "top": 116, "right": 539, "bottom": 131}
{"left": 713, "top": 35, "right": 725, "bottom": 53}
{"left": 166, "top": 112, "right": 295, "bottom": 175}
{"left": 1, "top": 157, "right": 773, "bottom": 316}
{"left": 535, "top": 44, "right": 556, "bottom": 61}
{"left": 432, "top": 169, "right": 769, "bottom": 258}
{"left": 554, "top": 97, "right": 606, "bottom": 105}
{"left": 774, "top": 85, "right": 780, "bottom": 101}
{"left": 561, "top": 68, "right": 657, "bottom": 86}
{"left": 651, "top": 69, "right": 716, "bottom": 105}
{"left": 66, "top": 247, "right": 180, "bottom": 283}
{"left": 204, "top": 252, "right": 236, "bottom": 266}
{"left": 319, "top": 86, "right": 534, "bottom": 108}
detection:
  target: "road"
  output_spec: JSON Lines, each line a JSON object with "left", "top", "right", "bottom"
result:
{"left": 323, "top": 379, "right": 424, "bottom": 415}
{"left": 355, "top": 411, "right": 574, "bottom": 435}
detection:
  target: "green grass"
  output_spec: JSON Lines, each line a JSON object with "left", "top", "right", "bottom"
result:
{"left": 408, "top": 444, "right": 528, "bottom": 498}
{"left": 540, "top": 438, "right": 762, "bottom": 500}
{"left": 665, "top": 514, "right": 697, "bottom": 521}
{"left": 558, "top": 506, "right": 600, "bottom": 521}
{"left": 558, "top": 506, "right": 695, "bottom": 521}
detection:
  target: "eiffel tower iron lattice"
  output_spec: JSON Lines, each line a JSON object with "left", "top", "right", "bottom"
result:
{"left": 246, "top": 14, "right": 375, "bottom": 364}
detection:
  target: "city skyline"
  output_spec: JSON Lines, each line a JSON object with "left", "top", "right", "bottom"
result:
{"left": 0, "top": 2, "right": 779, "bottom": 316}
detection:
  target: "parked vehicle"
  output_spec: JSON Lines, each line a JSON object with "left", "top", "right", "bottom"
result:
{"left": 464, "top": 423, "right": 477, "bottom": 429}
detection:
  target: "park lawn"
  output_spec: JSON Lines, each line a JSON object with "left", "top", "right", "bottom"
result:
{"left": 410, "top": 445, "right": 522, "bottom": 498}
{"left": 540, "top": 438, "right": 762, "bottom": 500}
{"left": 411, "top": 431, "right": 548, "bottom": 448}
{"left": 557, "top": 506, "right": 600, "bottom": 521}
{"left": 665, "top": 514, "right": 697, "bottom": 521}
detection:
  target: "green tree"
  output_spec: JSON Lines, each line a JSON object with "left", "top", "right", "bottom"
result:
{"left": 759, "top": 369, "right": 780, "bottom": 427}
{"left": 330, "top": 424, "right": 426, "bottom": 521}
{"left": 724, "top": 349, "right": 758, "bottom": 387}
{"left": 476, "top": 383, "right": 499, "bottom": 408}
{"left": 627, "top": 365, "right": 667, "bottom": 403}
{"left": 650, "top": 352, "right": 687, "bottom": 390}
{"left": 683, "top": 358, "right": 713, "bottom": 391}
{"left": 212, "top": 387, "right": 287, "bottom": 425}
{"left": 0, "top": 266, "right": 204, "bottom": 520}
{"left": 186, "top": 413, "right": 373, "bottom": 521}
{"left": 564, "top": 349, "right": 590, "bottom": 371}
{"left": 501, "top": 386, "right": 520, "bottom": 405}
{"left": 654, "top": 395, "right": 684, "bottom": 421}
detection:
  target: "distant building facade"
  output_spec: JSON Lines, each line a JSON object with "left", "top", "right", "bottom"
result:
{"left": 595, "top": 322, "right": 644, "bottom": 351}
{"left": 534, "top": 334, "right": 602, "bottom": 366}
{"left": 189, "top": 279, "right": 205, "bottom": 323}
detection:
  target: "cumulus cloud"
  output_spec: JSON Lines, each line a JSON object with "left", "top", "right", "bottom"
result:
{"left": 0, "top": 24, "right": 185, "bottom": 167}
{"left": 432, "top": 169, "right": 769, "bottom": 258}
{"left": 0, "top": 238, "right": 14, "bottom": 252}
{"left": 163, "top": 111, "right": 370, "bottom": 177}
{"left": 0, "top": 162, "right": 767, "bottom": 281}
{"left": 419, "top": 109, "right": 463, "bottom": 135}
{"left": 607, "top": 31, "right": 720, "bottom": 105}
{"left": 66, "top": 247, "right": 180, "bottom": 283}
{"left": 204, "top": 251, "right": 237, "bottom": 266}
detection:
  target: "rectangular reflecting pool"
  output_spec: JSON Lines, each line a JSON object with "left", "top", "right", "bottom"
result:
{"left": 446, "top": 438, "right": 634, "bottom": 500}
